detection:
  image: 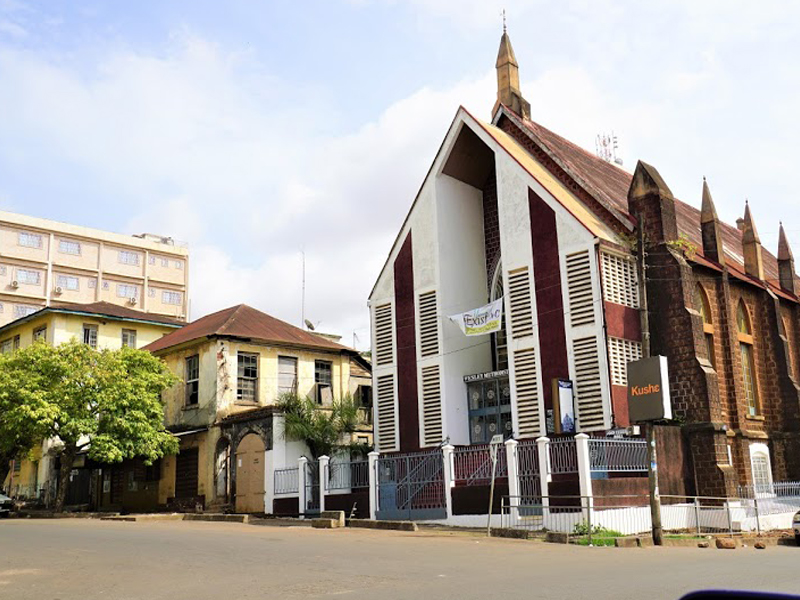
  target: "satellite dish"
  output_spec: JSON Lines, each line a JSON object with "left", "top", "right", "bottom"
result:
{"left": 304, "top": 319, "right": 315, "bottom": 331}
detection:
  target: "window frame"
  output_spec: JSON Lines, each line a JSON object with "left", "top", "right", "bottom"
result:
{"left": 116, "top": 283, "right": 139, "bottom": 299}
{"left": 33, "top": 325, "right": 47, "bottom": 342}
{"left": 16, "top": 268, "right": 41, "bottom": 285}
{"left": 83, "top": 324, "right": 98, "bottom": 349}
{"left": 162, "top": 290, "right": 182, "bottom": 305}
{"left": 696, "top": 284, "right": 716, "bottom": 369}
{"left": 277, "top": 355, "right": 298, "bottom": 396}
{"left": 58, "top": 239, "right": 81, "bottom": 256}
{"left": 118, "top": 250, "right": 141, "bottom": 266}
{"left": 56, "top": 274, "right": 80, "bottom": 291}
{"left": 185, "top": 354, "right": 200, "bottom": 406}
{"left": 18, "top": 231, "right": 43, "bottom": 249}
{"left": 314, "top": 359, "right": 333, "bottom": 404}
{"left": 121, "top": 329, "right": 137, "bottom": 349}
{"left": 236, "top": 352, "right": 259, "bottom": 404}
{"left": 737, "top": 300, "right": 759, "bottom": 417}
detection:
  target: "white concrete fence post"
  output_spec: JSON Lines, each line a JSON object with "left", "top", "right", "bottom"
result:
{"left": 318, "top": 455, "right": 329, "bottom": 514}
{"left": 441, "top": 444, "right": 455, "bottom": 520}
{"left": 536, "top": 436, "right": 550, "bottom": 513}
{"left": 505, "top": 439, "right": 519, "bottom": 526}
{"left": 368, "top": 450, "right": 379, "bottom": 520}
{"left": 575, "top": 433, "right": 593, "bottom": 515}
{"left": 298, "top": 456, "right": 308, "bottom": 519}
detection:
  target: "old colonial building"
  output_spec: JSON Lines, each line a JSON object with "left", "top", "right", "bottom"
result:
{"left": 369, "top": 30, "right": 800, "bottom": 498}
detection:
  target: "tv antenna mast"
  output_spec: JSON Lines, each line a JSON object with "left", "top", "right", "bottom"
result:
{"left": 595, "top": 132, "right": 623, "bottom": 166}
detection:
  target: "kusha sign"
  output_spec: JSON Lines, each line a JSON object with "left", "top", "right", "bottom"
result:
{"left": 626, "top": 355, "right": 672, "bottom": 422}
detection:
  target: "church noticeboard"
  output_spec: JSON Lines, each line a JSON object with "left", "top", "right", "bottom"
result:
{"left": 627, "top": 356, "right": 672, "bottom": 422}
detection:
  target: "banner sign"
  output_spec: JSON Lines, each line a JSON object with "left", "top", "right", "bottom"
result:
{"left": 557, "top": 379, "right": 576, "bottom": 433}
{"left": 627, "top": 356, "right": 672, "bottom": 422}
{"left": 463, "top": 369, "right": 509, "bottom": 383}
{"left": 448, "top": 297, "right": 503, "bottom": 336}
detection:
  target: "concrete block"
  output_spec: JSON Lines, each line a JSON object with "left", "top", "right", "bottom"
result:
{"left": 491, "top": 528, "right": 530, "bottom": 540}
{"left": 320, "top": 511, "right": 345, "bottom": 527}
{"left": 312, "top": 518, "right": 340, "bottom": 529}
{"left": 348, "top": 519, "right": 418, "bottom": 532}
{"left": 614, "top": 537, "right": 639, "bottom": 548}
{"left": 545, "top": 532, "right": 568, "bottom": 544}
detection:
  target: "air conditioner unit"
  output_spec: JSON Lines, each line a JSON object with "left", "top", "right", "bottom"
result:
{"left": 10, "top": 280, "right": 18, "bottom": 289}
{"left": 128, "top": 297, "right": 137, "bottom": 306}
{"left": 53, "top": 286, "right": 63, "bottom": 295}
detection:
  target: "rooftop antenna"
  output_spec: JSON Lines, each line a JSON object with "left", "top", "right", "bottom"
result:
{"left": 595, "top": 132, "right": 623, "bottom": 166}
{"left": 502, "top": 8, "right": 507, "bottom": 33}
{"left": 301, "top": 248, "right": 305, "bottom": 328}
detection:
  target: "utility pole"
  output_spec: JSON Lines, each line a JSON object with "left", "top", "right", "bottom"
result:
{"left": 637, "top": 213, "right": 663, "bottom": 546}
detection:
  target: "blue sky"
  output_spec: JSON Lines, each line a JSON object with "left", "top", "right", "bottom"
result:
{"left": 1, "top": 0, "right": 799, "bottom": 347}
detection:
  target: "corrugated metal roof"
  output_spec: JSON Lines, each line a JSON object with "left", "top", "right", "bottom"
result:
{"left": 143, "top": 304, "right": 355, "bottom": 354}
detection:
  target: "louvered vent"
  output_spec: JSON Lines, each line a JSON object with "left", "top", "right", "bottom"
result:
{"left": 508, "top": 268, "right": 533, "bottom": 339}
{"left": 374, "top": 304, "right": 393, "bottom": 366}
{"left": 601, "top": 252, "right": 639, "bottom": 308}
{"left": 376, "top": 374, "right": 397, "bottom": 452}
{"left": 514, "top": 347, "right": 540, "bottom": 437}
{"left": 421, "top": 365, "right": 443, "bottom": 446}
{"left": 566, "top": 251, "right": 595, "bottom": 327}
{"left": 573, "top": 336, "right": 604, "bottom": 430}
{"left": 608, "top": 337, "right": 643, "bottom": 386}
{"left": 418, "top": 291, "right": 440, "bottom": 358}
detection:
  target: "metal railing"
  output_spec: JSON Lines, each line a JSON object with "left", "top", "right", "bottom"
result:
{"left": 452, "top": 444, "right": 507, "bottom": 486}
{"left": 588, "top": 438, "right": 647, "bottom": 473}
{"left": 326, "top": 460, "right": 369, "bottom": 491}
{"left": 517, "top": 440, "right": 541, "bottom": 499}
{"left": 548, "top": 438, "right": 578, "bottom": 474}
{"left": 274, "top": 467, "right": 299, "bottom": 495}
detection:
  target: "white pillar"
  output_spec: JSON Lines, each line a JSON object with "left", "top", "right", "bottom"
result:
{"left": 298, "top": 456, "right": 308, "bottom": 518}
{"left": 505, "top": 439, "right": 519, "bottom": 526}
{"left": 536, "top": 436, "right": 550, "bottom": 509}
{"left": 318, "top": 455, "right": 329, "bottom": 514}
{"left": 368, "top": 450, "right": 379, "bottom": 520}
{"left": 575, "top": 433, "right": 593, "bottom": 510}
{"left": 264, "top": 449, "right": 274, "bottom": 516}
{"left": 441, "top": 444, "right": 455, "bottom": 520}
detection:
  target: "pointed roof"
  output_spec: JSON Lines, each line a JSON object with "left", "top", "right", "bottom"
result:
{"left": 143, "top": 304, "right": 354, "bottom": 354}
{"left": 779, "top": 223, "right": 794, "bottom": 261}
{"left": 700, "top": 178, "right": 718, "bottom": 224}
{"left": 496, "top": 31, "right": 518, "bottom": 67}
{"left": 742, "top": 201, "right": 761, "bottom": 244}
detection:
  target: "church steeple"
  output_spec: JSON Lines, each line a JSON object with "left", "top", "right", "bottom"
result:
{"left": 742, "top": 201, "right": 765, "bottom": 280}
{"left": 700, "top": 177, "right": 725, "bottom": 265}
{"left": 494, "top": 25, "right": 530, "bottom": 120}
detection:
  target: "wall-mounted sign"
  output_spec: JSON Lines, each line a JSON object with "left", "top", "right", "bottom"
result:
{"left": 463, "top": 369, "right": 509, "bottom": 383}
{"left": 449, "top": 297, "right": 503, "bottom": 336}
{"left": 627, "top": 356, "right": 672, "bottom": 422}
{"left": 557, "top": 379, "right": 576, "bottom": 433}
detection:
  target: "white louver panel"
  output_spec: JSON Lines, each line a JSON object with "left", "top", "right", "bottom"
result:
{"left": 418, "top": 291, "right": 440, "bottom": 358}
{"left": 421, "top": 365, "right": 443, "bottom": 446}
{"left": 566, "top": 250, "right": 595, "bottom": 328}
{"left": 374, "top": 304, "right": 393, "bottom": 367}
{"left": 608, "top": 337, "right": 643, "bottom": 386}
{"left": 514, "top": 347, "right": 540, "bottom": 437}
{"left": 376, "top": 374, "right": 397, "bottom": 452}
{"left": 573, "top": 336, "right": 605, "bottom": 430}
{"left": 601, "top": 252, "right": 639, "bottom": 308}
{"left": 508, "top": 267, "right": 534, "bottom": 339}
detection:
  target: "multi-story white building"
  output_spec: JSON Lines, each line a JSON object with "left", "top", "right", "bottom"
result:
{"left": 0, "top": 210, "right": 189, "bottom": 326}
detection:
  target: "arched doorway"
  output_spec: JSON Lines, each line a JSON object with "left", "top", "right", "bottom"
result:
{"left": 235, "top": 434, "right": 266, "bottom": 513}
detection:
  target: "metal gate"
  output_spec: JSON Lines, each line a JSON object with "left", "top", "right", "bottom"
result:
{"left": 517, "top": 441, "right": 542, "bottom": 516}
{"left": 376, "top": 450, "right": 447, "bottom": 521}
{"left": 304, "top": 460, "right": 320, "bottom": 515}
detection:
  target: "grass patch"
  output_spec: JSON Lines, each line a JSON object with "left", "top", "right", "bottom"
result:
{"left": 571, "top": 522, "right": 624, "bottom": 546}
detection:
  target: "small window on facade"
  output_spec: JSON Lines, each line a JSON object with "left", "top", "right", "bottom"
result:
{"left": 16, "top": 268, "right": 41, "bottom": 285}
{"left": 162, "top": 290, "right": 182, "bottom": 305}
{"left": 174, "top": 260, "right": 183, "bottom": 270}
{"left": 314, "top": 360, "right": 333, "bottom": 404}
{"left": 148, "top": 255, "right": 155, "bottom": 265}
{"left": 121, "top": 329, "right": 137, "bottom": 348}
{"left": 83, "top": 324, "right": 98, "bottom": 349}
{"left": 696, "top": 284, "right": 715, "bottom": 369}
{"left": 118, "top": 250, "right": 140, "bottom": 266}
{"left": 278, "top": 356, "right": 298, "bottom": 395}
{"left": 750, "top": 449, "right": 773, "bottom": 494}
{"left": 185, "top": 355, "right": 199, "bottom": 406}
{"left": 87, "top": 278, "right": 97, "bottom": 289}
{"left": 56, "top": 275, "right": 80, "bottom": 291}
{"left": 737, "top": 300, "right": 759, "bottom": 417}
{"left": 102, "top": 281, "right": 109, "bottom": 290}
{"left": 117, "top": 283, "right": 139, "bottom": 298}
{"left": 18, "top": 232, "right": 42, "bottom": 249}
{"left": 0, "top": 266, "right": 5, "bottom": 276}
{"left": 33, "top": 326, "right": 47, "bottom": 341}
{"left": 237, "top": 353, "right": 259, "bottom": 403}
{"left": 783, "top": 317, "right": 794, "bottom": 378}
{"left": 0, "top": 339, "right": 12, "bottom": 354}
{"left": 14, "top": 305, "right": 38, "bottom": 318}
{"left": 58, "top": 239, "right": 81, "bottom": 255}
{"left": 161, "top": 257, "right": 169, "bottom": 267}
{"left": 12, "top": 335, "right": 20, "bottom": 351}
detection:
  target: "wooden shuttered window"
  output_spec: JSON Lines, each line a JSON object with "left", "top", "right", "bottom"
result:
{"left": 514, "top": 347, "right": 541, "bottom": 437}
{"left": 418, "top": 291, "right": 440, "bottom": 358}
{"left": 376, "top": 374, "right": 397, "bottom": 452}
{"left": 572, "top": 336, "right": 605, "bottom": 430}
{"left": 421, "top": 365, "right": 443, "bottom": 446}
{"left": 566, "top": 251, "right": 595, "bottom": 327}
{"left": 374, "top": 304, "right": 393, "bottom": 366}
{"left": 508, "top": 267, "right": 534, "bottom": 339}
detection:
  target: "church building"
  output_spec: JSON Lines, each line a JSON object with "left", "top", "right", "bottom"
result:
{"left": 368, "top": 29, "right": 800, "bottom": 497}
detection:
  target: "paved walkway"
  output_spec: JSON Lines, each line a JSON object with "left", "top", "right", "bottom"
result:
{"left": 2, "top": 519, "right": 798, "bottom": 600}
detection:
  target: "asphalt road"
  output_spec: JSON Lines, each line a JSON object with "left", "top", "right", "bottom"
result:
{"left": 2, "top": 519, "right": 799, "bottom": 600}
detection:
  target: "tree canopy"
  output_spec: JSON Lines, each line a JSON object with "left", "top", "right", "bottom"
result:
{"left": 0, "top": 340, "right": 179, "bottom": 510}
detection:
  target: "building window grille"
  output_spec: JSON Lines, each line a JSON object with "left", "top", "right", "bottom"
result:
{"left": 33, "top": 326, "right": 47, "bottom": 341}
{"left": 607, "top": 337, "right": 642, "bottom": 386}
{"left": 600, "top": 251, "right": 639, "bottom": 308}
{"left": 185, "top": 355, "right": 199, "bottom": 406}
{"left": 58, "top": 239, "right": 81, "bottom": 255}
{"left": 121, "top": 329, "right": 137, "bottom": 348}
{"left": 16, "top": 268, "right": 41, "bottom": 285}
{"left": 314, "top": 360, "right": 333, "bottom": 404}
{"left": 18, "top": 232, "right": 42, "bottom": 249}
{"left": 83, "top": 324, "right": 98, "bottom": 349}
{"left": 118, "top": 250, "right": 140, "bottom": 266}
{"left": 237, "top": 353, "right": 259, "bottom": 403}
{"left": 751, "top": 451, "right": 773, "bottom": 494}
{"left": 162, "top": 290, "right": 182, "bottom": 305}
{"left": 737, "top": 300, "right": 759, "bottom": 417}
{"left": 56, "top": 275, "right": 80, "bottom": 291}
{"left": 278, "top": 356, "right": 298, "bottom": 395}
{"left": 117, "top": 284, "right": 139, "bottom": 299}
{"left": 14, "top": 305, "right": 38, "bottom": 318}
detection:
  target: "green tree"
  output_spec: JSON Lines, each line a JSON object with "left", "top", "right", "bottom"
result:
{"left": 0, "top": 340, "right": 179, "bottom": 511}
{"left": 275, "top": 392, "right": 370, "bottom": 460}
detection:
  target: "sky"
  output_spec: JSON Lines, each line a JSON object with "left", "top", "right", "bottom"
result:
{"left": 1, "top": 0, "right": 799, "bottom": 350}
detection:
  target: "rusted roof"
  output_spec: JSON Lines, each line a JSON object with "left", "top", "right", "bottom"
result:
{"left": 144, "top": 304, "right": 355, "bottom": 354}
{"left": 500, "top": 106, "right": 791, "bottom": 295}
